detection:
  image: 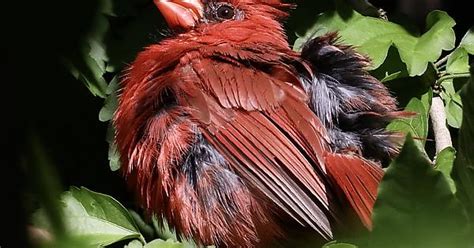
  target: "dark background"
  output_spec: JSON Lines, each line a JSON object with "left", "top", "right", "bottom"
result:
{"left": 3, "top": 0, "right": 471, "bottom": 247}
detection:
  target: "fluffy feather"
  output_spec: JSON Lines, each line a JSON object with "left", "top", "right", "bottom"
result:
{"left": 114, "top": 1, "right": 401, "bottom": 247}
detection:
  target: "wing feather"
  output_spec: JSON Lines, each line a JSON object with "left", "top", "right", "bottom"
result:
{"left": 176, "top": 58, "right": 381, "bottom": 237}
{"left": 324, "top": 153, "right": 383, "bottom": 229}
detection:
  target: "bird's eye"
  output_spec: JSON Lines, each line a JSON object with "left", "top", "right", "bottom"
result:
{"left": 216, "top": 5, "right": 235, "bottom": 20}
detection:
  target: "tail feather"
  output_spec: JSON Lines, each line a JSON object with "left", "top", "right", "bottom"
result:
{"left": 324, "top": 153, "right": 383, "bottom": 229}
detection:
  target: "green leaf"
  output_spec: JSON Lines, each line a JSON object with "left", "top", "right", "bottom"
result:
{"left": 441, "top": 80, "right": 463, "bottom": 105}
{"left": 34, "top": 187, "right": 144, "bottom": 247}
{"left": 435, "top": 147, "right": 457, "bottom": 193}
{"left": 99, "top": 76, "right": 119, "bottom": 122}
{"left": 369, "top": 135, "right": 468, "bottom": 248}
{"left": 129, "top": 210, "right": 155, "bottom": 240}
{"left": 38, "top": 236, "right": 97, "bottom": 248}
{"left": 447, "top": 48, "right": 470, "bottom": 74}
{"left": 151, "top": 216, "right": 201, "bottom": 248}
{"left": 66, "top": 0, "right": 111, "bottom": 98}
{"left": 323, "top": 241, "right": 358, "bottom": 247}
{"left": 66, "top": 51, "right": 109, "bottom": 98}
{"left": 459, "top": 28, "right": 474, "bottom": 54}
{"left": 152, "top": 217, "right": 178, "bottom": 241}
{"left": 440, "top": 29, "right": 472, "bottom": 129}
{"left": 371, "top": 46, "right": 409, "bottom": 82}
{"left": 294, "top": 3, "right": 456, "bottom": 76}
{"left": 68, "top": 0, "right": 165, "bottom": 99}
{"left": 106, "top": 123, "right": 121, "bottom": 171}
{"left": 446, "top": 98, "right": 463, "bottom": 128}
{"left": 125, "top": 240, "right": 144, "bottom": 248}
{"left": 144, "top": 239, "right": 186, "bottom": 248}
{"left": 387, "top": 94, "right": 430, "bottom": 151}
{"left": 440, "top": 79, "right": 464, "bottom": 128}
{"left": 452, "top": 65, "right": 474, "bottom": 233}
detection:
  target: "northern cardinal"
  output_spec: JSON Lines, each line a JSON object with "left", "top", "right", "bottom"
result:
{"left": 114, "top": 0, "right": 402, "bottom": 247}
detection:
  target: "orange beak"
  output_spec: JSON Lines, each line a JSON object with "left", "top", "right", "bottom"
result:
{"left": 154, "top": 0, "right": 204, "bottom": 30}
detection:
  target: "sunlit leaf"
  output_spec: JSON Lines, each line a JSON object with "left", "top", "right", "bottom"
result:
{"left": 294, "top": 2, "right": 456, "bottom": 76}
{"left": 387, "top": 94, "right": 430, "bottom": 151}
{"left": 34, "top": 187, "right": 144, "bottom": 247}
{"left": 459, "top": 28, "right": 474, "bottom": 54}
{"left": 447, "top": 48, "right": 470, "bottom": 74}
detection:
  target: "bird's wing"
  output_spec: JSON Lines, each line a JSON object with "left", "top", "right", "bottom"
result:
{"left": 324, "top": 153, "right": 383, "bottom": 229}
{"left": 174, "top": 58, "right": 336, "bottom": 238}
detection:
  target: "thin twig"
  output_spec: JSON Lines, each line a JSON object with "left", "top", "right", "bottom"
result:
{"left": 430, "top": 96, "right": 453, "bottom": 156}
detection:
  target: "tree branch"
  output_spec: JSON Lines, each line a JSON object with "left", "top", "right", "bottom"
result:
{"left": 430, "top": 96, "right": 453, "bottom": 155}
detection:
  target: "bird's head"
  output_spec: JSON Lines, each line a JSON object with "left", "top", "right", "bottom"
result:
{"left": 154, "top": 0, "right": 292, "bottom": 31}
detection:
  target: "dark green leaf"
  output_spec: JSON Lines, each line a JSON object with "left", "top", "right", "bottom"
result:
{"left": 99, "top": 76, "right": 119, "bottom": 122}
{"left": 66, "top": 52, "right": 109, "bottom": 98}
{"left": 104, "top": 9, "right": 165, "bottom": 73}
{"left": 384, "top": 75, "right": 432, "bottom": 107}
{"left": 435, "top": 147, "right": 457, "bottom": 193}
{"left": 68, "top": 0, "right": 165, "bottom": 99}
{"left": 129, "top": 210, "right": 155, "bottom": 241}
{"left": 286, "top": 0, "right": 334, "bottom": 44}
{"left": 452, "top": 65, "right": 474, "bottom": 234}
{"left": 27, "top": 135, "right": 66, "bottom": 238}
{"left": 66, "top": 0, "right": 112, "bottom": 98}
{"left": 371, "top": 46, "right": 409, "bottom": 82}
{"left": 294, "top": 3, "right": 456, "bottom": 76}
{"left": 343, "top": 0, "right": 382, "bottom": 18}
{"left": 369, "top": 135, "right": 468, "bottom": 248}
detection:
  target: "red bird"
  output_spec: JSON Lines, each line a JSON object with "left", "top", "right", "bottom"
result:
{"left": 114, "top": 0, "right": 402, "bottom": 247}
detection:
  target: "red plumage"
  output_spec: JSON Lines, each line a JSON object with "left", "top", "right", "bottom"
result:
{"left": 114, "top": 1, "right": 400, "bottom": 247}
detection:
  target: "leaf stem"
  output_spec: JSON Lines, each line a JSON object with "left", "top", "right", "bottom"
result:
{"left": 435, "top": 54, "right": 450, "bottom": 68}
{"left": 429, "top": 96, "right": 453, "bottom": 156}
{"left": 437, "top": 73, "right": 471, "bottom": 84}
